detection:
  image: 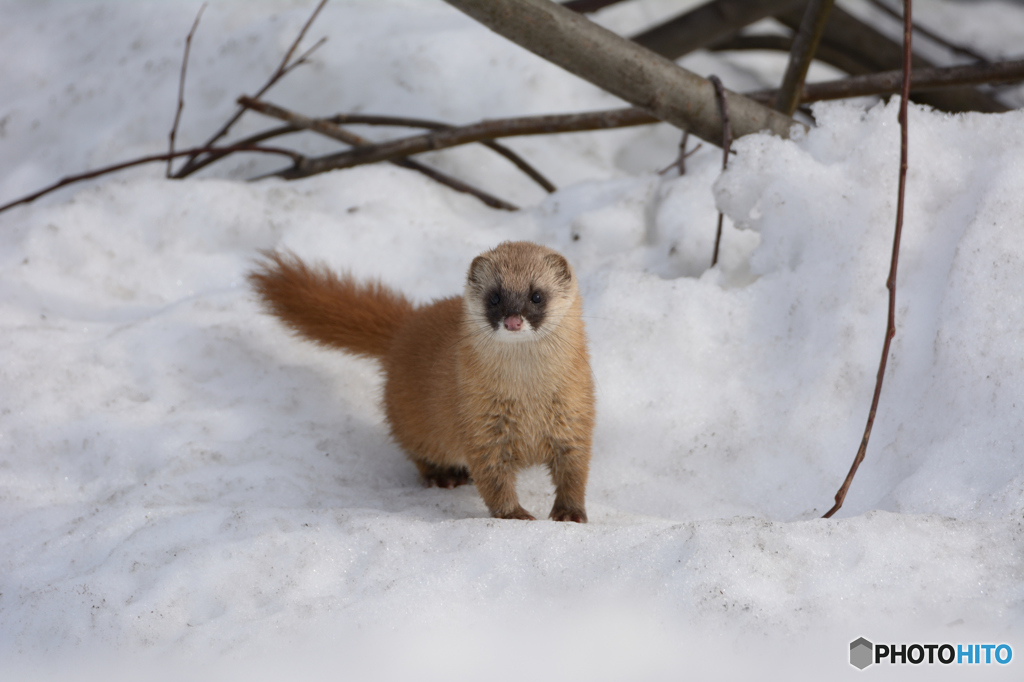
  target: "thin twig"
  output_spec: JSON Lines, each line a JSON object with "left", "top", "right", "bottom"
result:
{"left": 774, "top": 0, "right": 835, "bottom": 116}
{"left": 708, "top": 75, "right": 731, "bottom": 268}
{"left": 658, "top": 132, "right": 702, "bottom": 176}
{"left": 390, "top": 158, "right": 518, "bottom": 211}
{"left": 823, "top": 0, "right": 913, "bottom": 519}
{"left": 864, "top": 0, "right": 989, "bottom": 63}
{"left": 168, "top": 2, "right": 207, "bottom": 177}
{"left": 172, "top": 0, "right": 329, "bottom": 178}
{"left": 0, "top": 145, "right": 304, "bottom": 215}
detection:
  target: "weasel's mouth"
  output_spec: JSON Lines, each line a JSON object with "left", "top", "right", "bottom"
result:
{"left": 494, "top": 314, "right": 535, "bottom": 340}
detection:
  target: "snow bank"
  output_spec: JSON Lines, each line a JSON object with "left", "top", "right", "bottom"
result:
{"left": 1, "top": 1, "right": 1022, "bottom": 679}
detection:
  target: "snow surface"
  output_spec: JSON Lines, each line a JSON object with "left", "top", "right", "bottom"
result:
{"left": 2, "top": 0, "right": 1023, "bottom": 679}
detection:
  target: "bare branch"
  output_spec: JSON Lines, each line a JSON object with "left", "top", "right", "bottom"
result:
{"left": 747, "top": 59, "right": 1024, "bottom": 105}
{"left": 0, "top": 145, "right": 304, "bottom": 216}
{"left": 823, "top": 0, "right": 913, "bottom": 519}
{"left": 172, "top": 0, "right": 329, "bottom": 178}
{"left": 441, "top": 0, "right": 803, "bottom": 146}
{"left": 774, "top": 0, "right": 835, "bottom": 116}
{"left": 168, "top": 2, "right": 207, "bottom": 178}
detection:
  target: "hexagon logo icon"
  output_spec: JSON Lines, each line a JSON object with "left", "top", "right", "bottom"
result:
{"left": 850, "top": 637, "right": 874, "bottom": 669}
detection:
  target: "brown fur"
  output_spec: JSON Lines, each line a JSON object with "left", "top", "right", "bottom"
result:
{"left": 249, "top": 242, "right": 595, "bottom": 522}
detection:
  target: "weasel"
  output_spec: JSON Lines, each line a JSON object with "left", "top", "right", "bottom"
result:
{"left": 249, "top": 241, "right": 595, "bottom": 522}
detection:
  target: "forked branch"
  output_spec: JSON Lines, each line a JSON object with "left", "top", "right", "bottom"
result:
{"left": 171, "top": 0, "right": 329, "bottom": 178}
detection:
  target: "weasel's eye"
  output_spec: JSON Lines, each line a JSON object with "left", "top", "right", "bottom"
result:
{"left": 531, "top": 292, "right": 542, "bottom": 304}
{"left": 488, "top": 293, "right": 501, "bottom": 306}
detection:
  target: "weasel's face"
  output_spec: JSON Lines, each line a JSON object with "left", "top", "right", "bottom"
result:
{"left": 464, "top": 242, "right": 577, "bottom": 344}
{"left": 481, "top": 283, "right": 548, "bottom": 340}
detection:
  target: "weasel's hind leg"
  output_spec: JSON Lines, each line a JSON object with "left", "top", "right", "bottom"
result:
{"left": 413, "top": 459, "right": 471, "bottom": 489}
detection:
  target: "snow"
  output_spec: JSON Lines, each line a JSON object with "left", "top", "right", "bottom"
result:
{"left": 1, "top": 0, "right": 1023, "bottom": 679}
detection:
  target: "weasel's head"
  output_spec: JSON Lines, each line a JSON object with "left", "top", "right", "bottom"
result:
{"left": 463, "top": 241, "right": 579, "bottom": 343}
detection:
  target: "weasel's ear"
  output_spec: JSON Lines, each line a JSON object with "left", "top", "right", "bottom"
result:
{"left": 544, "top": 253, "right": 572, "bottom": 285}
{"left": 468, "top": 255, "right": 492, "bottom": 287}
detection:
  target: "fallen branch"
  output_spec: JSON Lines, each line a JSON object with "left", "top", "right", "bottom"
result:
{"left": 172, "top": 0, "right": 329, "bottom": 178}
{"left": 168, "top": 3, "right": 206, "bottom": 177}
{"left": 240, "top": 96, "right": 656, "bottom": 179}
{"left": 440, "top": 0, "right": 802, "bottom": 146}
{"left": 0, "top": 145, "right": 304, "bottom": 215}
{"left": 774, "top": 0, "right": 835, "bottom": 116}
{"left": 823, "top": 0, "right": 913, "bottom": 519}
{"left": 175, "top": 112, "right": 558, "bottom": 192}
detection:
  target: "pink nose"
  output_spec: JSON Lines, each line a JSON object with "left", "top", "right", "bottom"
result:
{"left": 504, "top": 315, "right": 523, "bottom": 331}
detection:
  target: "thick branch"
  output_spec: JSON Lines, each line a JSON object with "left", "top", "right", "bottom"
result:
{"left": 630, "top": 0, "right": 806, "bottom": 61}
{"left": 441, "top": 0, "right": 802, "bottom": 146}
{"left": 774, "top": 0, "right": 835, "bottom": 116}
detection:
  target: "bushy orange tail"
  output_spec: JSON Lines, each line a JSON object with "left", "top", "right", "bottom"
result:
{"left": 249, "top": 251, "right": 414, "bottom": 360}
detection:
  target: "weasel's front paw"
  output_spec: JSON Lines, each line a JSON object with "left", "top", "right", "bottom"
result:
{"left": 494, "top": 506, "right": 536, "bottom": 521}
{"left": 422, "top": 465, "right": 471, "bottom": 489}
{"left": 549, "top": 507, "right": 587, "bottom": 523}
